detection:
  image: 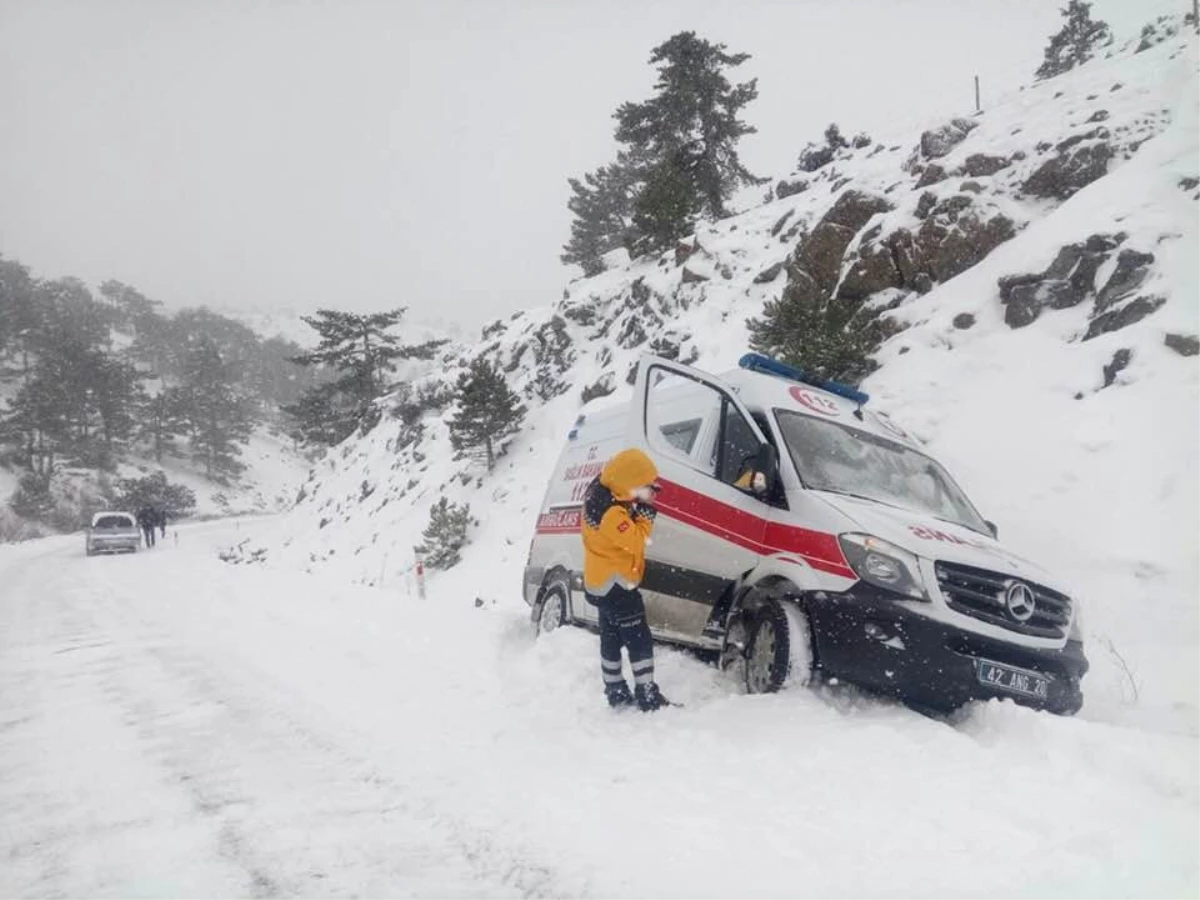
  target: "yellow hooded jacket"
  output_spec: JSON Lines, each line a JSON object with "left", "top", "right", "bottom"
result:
{"left": 582, "top": 448, "right": 658, "bottom": 596}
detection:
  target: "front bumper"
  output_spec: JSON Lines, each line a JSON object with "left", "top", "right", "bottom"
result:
{"left": 804, "top": 584, "right": 1088, "bottom": 715}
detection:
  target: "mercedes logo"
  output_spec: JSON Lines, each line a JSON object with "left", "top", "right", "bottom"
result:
{"left": 1004, "top": 581, "right": 1036, "bottom": 622}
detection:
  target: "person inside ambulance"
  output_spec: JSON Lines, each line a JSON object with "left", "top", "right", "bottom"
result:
{"left": 733, "top": 464, "right": 768, "bottom": 494}
{"left": 581, "top": 448, "right": 672, "bottom": 712}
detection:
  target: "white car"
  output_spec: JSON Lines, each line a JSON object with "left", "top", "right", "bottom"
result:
{"left": 524, "top": 353, "right": 1087, "bottom": 715}
{"left": 86, "top": 511, "right": 141, "bottom": 556}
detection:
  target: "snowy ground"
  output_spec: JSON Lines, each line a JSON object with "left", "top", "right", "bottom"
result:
{"left": 1, "top": 518, "right": 1195, "bottom": 898}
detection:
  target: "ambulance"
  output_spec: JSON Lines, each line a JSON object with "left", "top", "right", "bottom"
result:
{"left": 524, "top": 353, "right": 1087, "bottom": 714}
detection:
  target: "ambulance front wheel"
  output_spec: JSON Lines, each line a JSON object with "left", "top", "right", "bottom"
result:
{"left": 744, "top": 595, "right": 813, "bottom": 694}
{"left": 533, "top": 575, "right": 571, "bottom": 636}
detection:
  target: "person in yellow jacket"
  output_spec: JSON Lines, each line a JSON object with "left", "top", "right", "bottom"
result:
{"left": 582, "top": 448, "right": 671, "bottom": 711}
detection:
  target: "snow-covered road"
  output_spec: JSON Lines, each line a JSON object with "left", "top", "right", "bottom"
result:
{"left": 1, "top": 521, "right": 1196, "bottom": 898}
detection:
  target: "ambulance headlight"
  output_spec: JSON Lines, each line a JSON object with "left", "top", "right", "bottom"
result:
{"left": 838, "top": 533, "right": 929, "bottom": 601}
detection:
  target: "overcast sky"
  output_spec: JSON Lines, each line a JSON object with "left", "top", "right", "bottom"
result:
{"left": 0, "top": 0, "right": 1161, "bottom": 332}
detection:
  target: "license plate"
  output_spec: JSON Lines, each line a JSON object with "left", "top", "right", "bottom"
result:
{"left": 976, "top": 660, "right": 1049, "bottom": 700}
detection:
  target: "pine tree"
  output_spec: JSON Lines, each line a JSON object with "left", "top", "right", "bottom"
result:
{"left": 418, "top": 497, "right": 473, "bottom": 570}
{"left": 1035, "top": 1, "right": 1111, "bottom": 80}
{"left": 98, "top": 279, "right": 161, "bottom": 334}
{"left": 139, "top": 387, "right": 189, "bottom": 462}
{"left": 281, "top": 381, "right": 358, "bottom": 447}
{"left": 178, "top": 336, "right": 256, "bottom": 480}
{"left": 0, "top": 256, "right": 38, "bottom": 366}
{"left": 627, "top": 149, "right": 705, "bottom": 256}
{"left": 746, "top": 291, "right": 880, "bottom": 386}
{"left": 614, "top": 31, "right": 763, "bottom": 250}
{"left": 447, "top": 358, "right": 526, "bottom": 471}
{"left": 87, "top": 352, "right": 144, "bottom": 466}
{"left": 112, "top": 471, "right": 196, "bottom": 519}
{"left": 288, "top": 309, "right": 444, "bottom": 444}
{"left": 560, "top": 157, "right": 641, "bottom": 276}
{"left": 0, "top": 356, "right": 73, "bottom": 477}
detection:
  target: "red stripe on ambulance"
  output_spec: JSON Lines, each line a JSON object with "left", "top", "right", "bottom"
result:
{"left": 653, "top": 479, "right": 854, "bottom": 579}
{"left": 534, "top": 482, "right": 854, "bottom": 580}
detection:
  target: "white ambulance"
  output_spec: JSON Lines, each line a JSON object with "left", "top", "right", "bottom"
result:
{"left": 524, "top": 353, "right": 1087, "bottom": 714}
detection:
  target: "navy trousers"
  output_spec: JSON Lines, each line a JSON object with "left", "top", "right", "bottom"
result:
{"left": 591, "top": 585, "right": 655, "bottom": 688}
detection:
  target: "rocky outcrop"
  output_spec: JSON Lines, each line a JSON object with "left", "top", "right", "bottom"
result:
{"left": 837, "top": 236, "right": 902, "bottom": 302}
{"left": 753, "top": 261, "right": 785, "bottom": 284}
{"left": 1165, "top": 333, "right": 1199, "bottom": 356}
{"left": 919, "top": 117, "right": 978, "bottom": 159}
{"left": 526, "top": 315, "right": 575, "bottom": 401}
{"left": 1095, "top": 248, "right": 1155, "bottom": 311}
{"left": 998, "top": 237, "right": 1119, "bottom": 327}
{"left": 675, "top": 239, "right": 701, "bottom": 266}
{"left": 794, "top": 191, "right": 893, "bottom": 295}
{"left": 1101, "top": 349, "right": 1132, "bottom": 387}
{"left": 1022, "top": 131, "right": 1113, "bottom": 199}
{"left": 680, "top": 266, "right": 710, "bottom": 284}
{"left": 775, "top": 179, "right": 809, "bottom": 199}
{"left": 914, "top": 195, "right": 1017, "bottom": 283}
{"left": 1085, "top": 295, "right": 1165, "bottom": 340}
{"left": 960, "top": 153, "right": 1013, "bottom": 177}
{"left": 916, "top": 164, "right": 948, "bottom": 188}
{"left": 996, "top": 235, "right": 1164, "bottom": 338}
{"left": 580, "top": 373, "right": 616, "bottom": 404}
{"left": 837, "top": 193, "right": 1016, "bottom": 304}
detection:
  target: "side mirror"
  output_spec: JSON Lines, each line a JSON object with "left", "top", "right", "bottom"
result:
{"left": 753, "top": 443, "right": 780, "bottom": 495}
{"left": 985, "top": 520, "right": 999, "bottom": 539}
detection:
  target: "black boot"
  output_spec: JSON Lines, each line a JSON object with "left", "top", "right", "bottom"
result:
{"left": 605, "top": 681, "right": 635, "bottom": 708}
{"left": 635, "top": 682, "right": 670, "bottom": 712}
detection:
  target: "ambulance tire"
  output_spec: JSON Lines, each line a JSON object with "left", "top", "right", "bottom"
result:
{"left": 533, "top": 574, "right": 571, "bottom": 637}
{"left": 744, "top": 596, "right": 813, "bottom": 694}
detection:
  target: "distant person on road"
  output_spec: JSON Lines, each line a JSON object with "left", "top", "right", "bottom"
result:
{"left": 156, "top": 508, "right": 168, "bottom": 539}
{"left": 136, "top": 506, "right": 157, "bottom": 548}
{"left": 581, "top": 448, "right": 671, "bottom": 712}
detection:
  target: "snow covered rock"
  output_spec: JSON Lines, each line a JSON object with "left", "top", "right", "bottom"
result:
{"left": 1164, "top": 332, "right": 1199, "bottom": 356}
{"left": 919, "top": 116, "right": 979, "bottom": 159}
{"left": 1022, "top": 130, "right": 1115, "bottom": 198}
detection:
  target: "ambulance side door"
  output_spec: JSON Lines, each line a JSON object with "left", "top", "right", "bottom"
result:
{"left": 628, "top": 356, "right": 772, "bottom": 643}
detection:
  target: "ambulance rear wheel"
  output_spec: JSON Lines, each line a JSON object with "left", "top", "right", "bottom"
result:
{"left": 744, "top": 596, "right": 812, "bottom": 694}
{"left": 534, "top": 576, "right": 571, "bottom": 636}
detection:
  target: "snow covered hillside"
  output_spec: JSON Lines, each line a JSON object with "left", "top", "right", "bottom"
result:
{"left": 242, "top": 14, "right": 1198, "bottom": 730}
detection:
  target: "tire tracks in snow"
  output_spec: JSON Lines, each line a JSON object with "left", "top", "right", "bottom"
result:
{"left": 2, "top": 541, "right": 566, "bottom": 897}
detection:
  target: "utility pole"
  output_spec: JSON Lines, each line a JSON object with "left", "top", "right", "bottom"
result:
{"left": 974, "top": 75, "right": 981, "bottom": 113}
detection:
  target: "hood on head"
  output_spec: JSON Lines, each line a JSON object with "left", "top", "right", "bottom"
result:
{"left": 601, "top": 448, "right": 658, "bottom": 500}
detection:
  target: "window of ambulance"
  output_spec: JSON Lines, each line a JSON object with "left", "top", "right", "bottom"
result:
{"left": 646, "top": 367, "right": 765, "bottom": 495}
{"left": 774, "top": 408, "right": 989, "bottom": 534}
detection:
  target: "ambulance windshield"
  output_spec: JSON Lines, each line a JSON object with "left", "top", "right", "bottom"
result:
{"left": 775, "top": 409, "right": 989, "bottom": 535}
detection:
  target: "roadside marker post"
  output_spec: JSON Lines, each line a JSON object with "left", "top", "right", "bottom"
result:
{"left": 414, "top": 550, "right": 427, "bottom": 600}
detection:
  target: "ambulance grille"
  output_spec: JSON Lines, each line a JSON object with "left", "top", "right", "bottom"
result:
{"left": 934, "top": 561, "right": 1071, "bottom": 639}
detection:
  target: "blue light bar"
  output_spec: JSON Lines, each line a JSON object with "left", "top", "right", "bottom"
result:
{"left": 738, "top": 353, "right": 870, "bottom": 406}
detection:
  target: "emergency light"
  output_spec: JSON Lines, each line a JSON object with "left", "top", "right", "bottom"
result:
{"left": 737, "top": 353, "right": 870, "bottom": 406}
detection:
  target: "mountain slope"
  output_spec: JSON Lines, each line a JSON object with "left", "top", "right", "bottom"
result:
{"left": 239, "top": 18, "right": 1198, "bottom": 732}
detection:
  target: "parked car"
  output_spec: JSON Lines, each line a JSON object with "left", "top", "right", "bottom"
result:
{"left": 85, "top": 511, "right": 141, "bottom": 556}
{"left": 524, "top": 353, "right": 1087, "bottom": 715}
